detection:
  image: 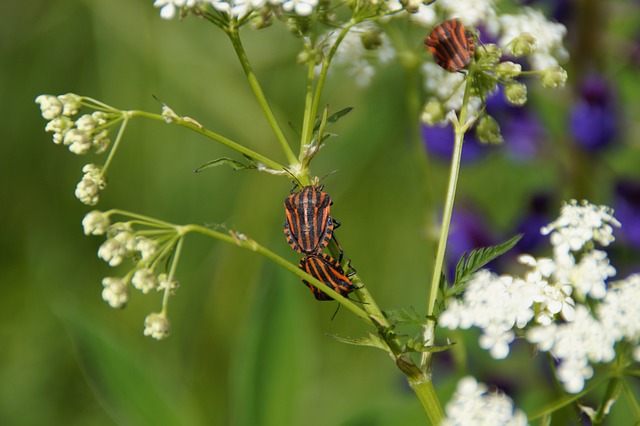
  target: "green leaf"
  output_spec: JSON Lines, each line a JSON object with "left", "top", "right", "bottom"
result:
{"left": 328, "top": 332, "right": 392, "bottom": 355}
{"left": 403, "top": 339, "right": 455, "bottom": 354}
{"left": 194, "top": 157, "right": 257, "bottom": 173}
{"left": 451, "top": 234, "right": 523, "bottom": 293}
{"left": 312, "top": 106, "right": 353, "bottom": 133}
{"left": 382, "top": 306, "right": 424, "bottom": 326}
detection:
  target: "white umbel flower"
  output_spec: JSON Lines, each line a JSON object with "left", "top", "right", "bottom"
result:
{"left": 498, "top": 7, "right": 568, "bottom": 70}
{"left": 442, "top": 376, "right": 528, "bottom": 426}
{"left": 75, "top": 164, "right": 106, "bottom": 206}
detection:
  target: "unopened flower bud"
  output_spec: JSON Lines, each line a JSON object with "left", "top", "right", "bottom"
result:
{"left": 504, "top": 82, "right": 528, "bottom": 107}
{"left": 541, "top": 66, "right": 568, "bottom": 89}
{"left": 510, "top": 33, "right": 537, "bottom": 57}
{"left": 144, "top": 312, "right": 171, "bottom": 340}
{"left": 421, "top": 100, "right": 445, "bottom": 125}
{"left": 476, "top": 115, "right": 504, "bottom": 144}
{"left": 82, "top": 210, "right": 110, "bottom": 235}
{"left": 496, "top": 61, "right": 522, "bottom": 82}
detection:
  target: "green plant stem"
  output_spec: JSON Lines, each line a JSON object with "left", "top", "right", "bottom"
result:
{"left": 227, "top": 28, "right": 297, "bottom": 166}
{"left": 420, "top": 75, "right": 474, "bottom": 369}
{"left": 307, "top": 19, "right": 358, "bottom": 147}
{"left": 408, "top": 375, "right": 445, "bottom": 425}
{"left": 180, "top": 224, "right": 370, "bottom": 322}
{"left": 101, "top": 115, "right": 129, "bottom": 175}
{"left": 130, "top": 110, "right": 284, "bottom": 172}
{"left": 300, "top": 46, "right": 318, "bottom": 162}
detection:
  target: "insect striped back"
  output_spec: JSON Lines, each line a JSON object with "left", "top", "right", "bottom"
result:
{"left": 299, "top": 253, "right": 356, "bottom": 301}
{"left": 284, "top": 186, "right": 334, "bottom": 254}
{"left": 424, "top": 19, "right": 475, "bottom": 72}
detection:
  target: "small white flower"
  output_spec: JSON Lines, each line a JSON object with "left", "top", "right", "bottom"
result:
{"left": 211, "top": 0, "right": 266, "bottom": 18}
{"left": 63, "top": 129, "right": 92, "bottom": 155}
{"left": 35, "top": 95, "right": 63, "bottom": 120}
{"left": 44, "top": 116, "right": 74, "bottom": 145}
{"left": 135, "top": 237, "right": 158, "bottom": 261}
{"left": 318, "top": 22, "right": 396, "bottom": 87}
{"left": 442, "top": 376, "right": 528, "bottom": 426}
{"left": 498, "top": 7, "right": 568, "bottom": 70}
{"left": 569, "top": 250, "right": 616, "bottom": 299}
{"left": 154, "top": 0, "right": 199, "bottom": 20}
{"left": 101, "top": 277, "right": 129, "bottom": 309}
{"left": 57, "top": 93, "right": 81, "bottom": 116}
{"left": 92, "top": 129, "right": 111, "bottom": 154}
{"left": 281, "top": 0, "right": 317, "bottom": 16}
{"left": 598, "top": 274, "right": 640, "bottom": 342}
{"left": 132, "top": 268, "right": 159, "bottom": 294}
{"left": 526, "top": 324, "right": 557, "bottom": 352}
{"left": 98, "top": 225, "right": 134, "bottom": 267}
{"left": 438, "top": 0, "right": 499, "bottom": 34}
{"left": 82, "top": 210, "right": 110, "bottom": 235}
{"left": 541, "top": 200, "right": 621, "bottom": 254}
{"left": 144, "top": 312, "right": 171, "bottom": 340}
{"left": 75, "top": 164, "right": 106, "bottom": 206}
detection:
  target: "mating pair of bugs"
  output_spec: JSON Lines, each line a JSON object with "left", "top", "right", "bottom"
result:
{"left": 283, "top": 186, "right": 358, "bottom": 301}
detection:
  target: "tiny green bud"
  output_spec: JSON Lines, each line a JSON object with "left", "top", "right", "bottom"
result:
{"left": 361, "top": 28, "right": 383, "bottom": 50}
{"left": 511, "top": 33, "right": 537, "bottom": 57}
{"left": 421, "top": 100, "right": 445, "bottom": 125}
{"left": 541, "top": 66, "right": 568, "bottom": 89}
{"left": 476, "top": 115, "right": 504, "bottom": 145}
{"left": 504, "top": 82, "right": 528, "bottom": 107}
{"left": 496, "top": 61, "right": 522, "bottom": 82}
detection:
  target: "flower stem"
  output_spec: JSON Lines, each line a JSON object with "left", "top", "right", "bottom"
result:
{"left": 420, "top": 74, "right": 474, "bottom": 368}
{"left": 227, "top": 27, "right": 297, "bottom": 166}
{"left": 130, "top": 110, "right": 284, "bottom": 172}
{"left": 408, "top": 374, "right": 445, "bottom": 425}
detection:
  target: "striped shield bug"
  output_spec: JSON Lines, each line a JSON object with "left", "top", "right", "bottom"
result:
{"left": 299, "top": 253, "right": 357, "bottom": 301}
{"left": 284, "top": 185, "right": 339, "bottom": 256}
{"left": 424, "top": 19, "right": 475, "bottom": 72}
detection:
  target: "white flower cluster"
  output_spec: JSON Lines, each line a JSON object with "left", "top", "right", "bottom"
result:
{"left": 439, "top": 200, "right": 639, "bottom": 393}
{"left": 317, "top": 22, "right": 396, "bottom": 87}
{"left": 442, "top": 376, "right": 528, "bottom": 426}
{"left": 36, "top": 94, "right": 122, "bottom": 206}
{"left": 154, "top": 0, "right": 319, "bottom": 20}
{"left": 36, "top": 94, "right": 112, "bottom": 155}
{"left": 83, "top": 211, "right": 180, "bottom": 340}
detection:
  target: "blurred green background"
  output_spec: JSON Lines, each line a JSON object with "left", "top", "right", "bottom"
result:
{"left": 2, "top": 0, "right": 640, "bottom": 425}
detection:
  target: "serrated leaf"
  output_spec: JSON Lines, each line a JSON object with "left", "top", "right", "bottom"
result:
{"left": 328, "top": 332, "right": 392, "bottom": 354}
{"left": 194, "top": 157, "right": 257, "bottom": 173}
{"left": 382, "top": 306, "right": 424, "bottom": 326}
{"left": 453, "top": 234, "right": 522, "bottom": 287}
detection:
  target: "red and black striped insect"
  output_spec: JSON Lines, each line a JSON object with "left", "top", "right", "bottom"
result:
{"left": 424, "top": 19, "right": 475, "bottom": 72}
{"left": 284, "top": 185, "right": 340, "bottom": 256}
{"left": 299, "top": 253, "right": 357, "bottom": 301}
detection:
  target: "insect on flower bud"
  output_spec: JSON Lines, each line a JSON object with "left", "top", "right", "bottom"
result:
{"left": 476, "top": 115, "right": 504, "bottom": 145}
{"left": 541, "top": 66, "right": 568, "bottom": 89}
{"left": 504, "top": 82, "right": 528, "bottom": 107}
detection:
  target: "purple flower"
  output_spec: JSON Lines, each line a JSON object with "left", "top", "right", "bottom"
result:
{"left": 569, "top": 75, "right": 618, "bottom": 151}
{"left": 614, "top": 180, "right": 640, "bottom": 249}
{"left": 422, "top": 122, "right": 487, "bottom": 163}
{"left": 486, "top": 87, "right": 545, "bottom": 160}
{"left": 513, "top": 194, "right": 554, "bottom": 254}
